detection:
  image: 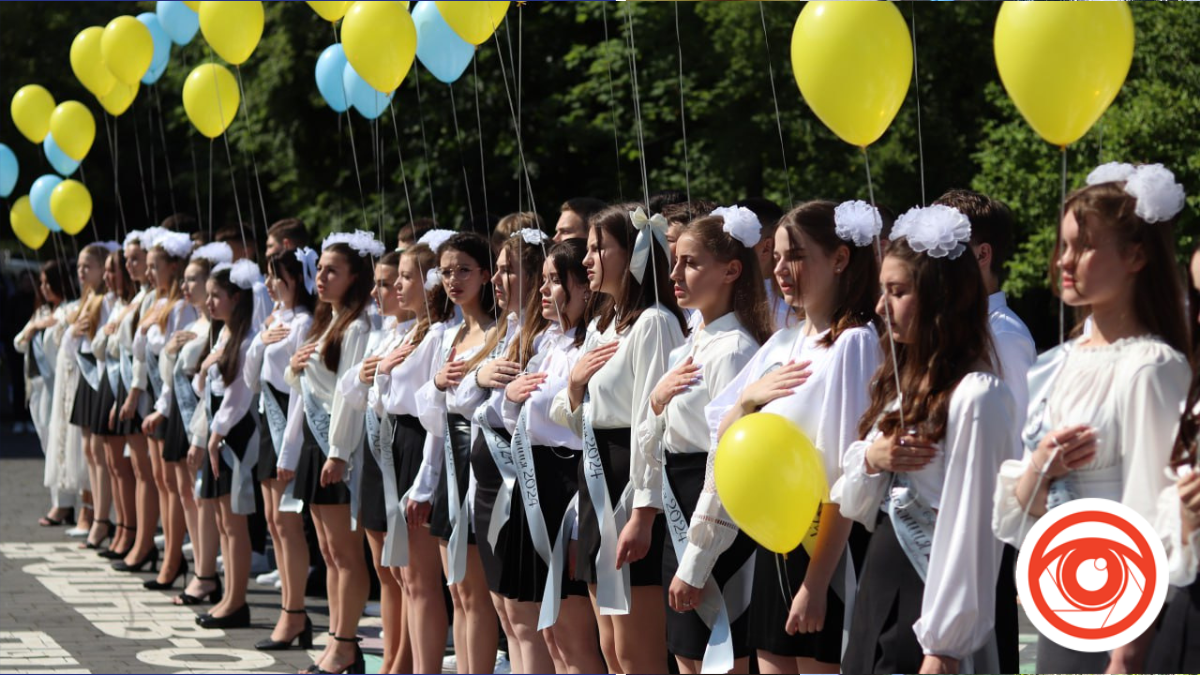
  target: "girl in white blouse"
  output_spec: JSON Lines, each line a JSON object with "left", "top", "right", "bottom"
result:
{"left": 248, "top": 248, "right": 316, "bottom": 650}
{"left": 550, "top": 204, "right": 689, "bottom": 674}
{"left": 278, "top": 236, "right": 377, "bottom": 675}
{"left": 40, "top": 257, "right": 87, "bottom": 533}
{"left": 413, "top": 232, "right": 500, "bottom": 675}
{"left": 993, "top": 170, "right": 1191, "bottom": 674}
{"left": 376, "top": 241, "right": 455, "bottom": 675}
{"left": 501, "top": 238, "right": 607, "bottom": 673}
{"left": 648, "top": 210, "right": 774, "bottom": 675}
{"left": 706, "top": 201, "right": 883, "bottom": 674}
{"left": 94, "top": 249, "right": 136, "bottom": 556}
{"left": 834, "top": 206, "right": 1015, "bottom": 675}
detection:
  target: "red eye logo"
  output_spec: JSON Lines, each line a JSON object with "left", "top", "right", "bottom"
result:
{"left": 1016, "top": 498, "right": 1168, "bottom": 653}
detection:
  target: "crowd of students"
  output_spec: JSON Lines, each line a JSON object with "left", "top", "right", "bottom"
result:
{"left": 14, "top": 164, "right": 1200, "bottom": 674}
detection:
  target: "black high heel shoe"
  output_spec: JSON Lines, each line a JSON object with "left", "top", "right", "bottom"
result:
{"left": 143, "top": 558, "right": 187, "bottom": 590}
{"left": 196, "top": 603, "right": 250, "bottom": 629}
{"left": 83, "top": 519, "right": 114, "bottom": 550}
{"left": 99, "top": 524, "right": 134, "bottom": 559}
{"left": 301, "top": 636, "right": 363, "bottom": 674}
{"left": 175, "top": 575, "right": 222, "bottom": 606}
{"left": 254, "top": 607, "right": 313, "bottom": 651}
{"left": 112, "top": 546, "right": 158, "bottom": 573}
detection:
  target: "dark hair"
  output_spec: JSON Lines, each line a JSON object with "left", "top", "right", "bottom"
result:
{"left": 561, "top": 198, "right": 607, "bottom": 224}
{"left": 591, "top": 204, "right": 688, "bottom": 335}
{"left": 736, "top": 197, "right": 785, "bottom": 235}
{"left": 1055, "top": 181, "right": 1189, "bottom": 355}
{"left": 1172, "top": 244, "right": 1200, "bottom": 468}
{"left": 306, "top": 244, "right": 375, "bottom": 371}
{"left": 267, "top": 218, "right": 310, "bottom": 249}
{"left": 661, "top": 200, "right": 717, "bottom": 227}
{"left": 680, "top": 216, "right": 773, "bottom": 346}
{"left": 859, "top": 238, "right": 995, "bottom": 442}
{"left": 267, "top": 251, "right": 317, "bottom": 315}
{"left": 214, "top": 226, "right": 241, "bottom": 244}
{"left": 401, "top": 243, "right": 452, "bottom": 345}
{"left": 107, "top": 249, "right": 135, "bottom": 303}
{"left": 545, "top": 239, "right": 591, "bottom": 348}
{"left": 440, "top": 232, "right": 496, "bottom": 317}
{"left": 491, "top": 212, "right": 545, "bottom": 255}
{"left": 648, "top": 190, "right": 688, "bottom": 214}
{"left": 397, "top": 218, "right": 436, "bottom": 248}
{"left": 41, "top": 258, "right": 77, "bottom": 304}
{"left": 780, "top": 201, "right": 881, "bottom": 348}
{"left": 207, "top": 268, "right": 254, "bottom": 386}
{"left": 934, "top": 189, "right": 1015, "bottom": 284}
{"left": 160, "top": 213, "right": 198, "bottom": 234}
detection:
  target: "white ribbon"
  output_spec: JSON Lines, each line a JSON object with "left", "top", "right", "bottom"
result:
{"left": 628, "top": 207, "right": 670, "bottom": 285}
{"left": 299, "top": 373, "right": 361, "bottom": 528}
{"left": 77, "top": 350, "right": 102, "bottom": 392}
{"left": 581, "top": 396, "right": 632, "bottom": 614}
{"left": 539, "top": 491, "right": 579, "bottom": 630}
{"left": 296, "top": 247, "right": 319, "bottom": 295}
{"left": 441, "top": 418, "right": 470, "bottom": 584}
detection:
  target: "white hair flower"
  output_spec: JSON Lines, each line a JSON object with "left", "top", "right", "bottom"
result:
{"left": 513, "top": 228, "right": 550, "bottom": 246}
{"left": 99, "top": 240, "right": 122, "bottom": 253}
{"left": 228, "top": 259, "right": 264, "bottom": 290}
{"left": 122, "top": 230, "right": 145, "bottom": 249}
{"left": 1124, "top": 163, "right": 1186, "bottom": 224}
{"left": 834, "top": 200, "right": 883, "bottom": 247}
{"left": 424, "top": 268, "right": 442, "bottom": 291}
{"left": 890, "top": 204, "right": 972, "bottom": 260}
{"left": 1086, "top": 162, "right": 1136, "bottom": 187}
{"left": 712, "top": 205, "right": 762, "bottom": 249}
{"left": 212, "top": 262, "right": 233, "bottom": 277}
{"left": 139, "top": 226, "right": 170, "bottom": 251}
{"left": 418, "top": 228, "right": 456, "bottom": 253}
{"left": 324, "top": 230, "right": 385, "bottom": 258}
{"left": 191, "top": 242, "right": 233, "bottom": 266}
{"left": 155, "top": 231, "right": 195, "bottom": 260}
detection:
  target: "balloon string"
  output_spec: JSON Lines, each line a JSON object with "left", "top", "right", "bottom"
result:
{"left": 208, "top": 139, "right": 215, "bottom": 240}
{"left": 386, "top": 100, "right": 416, "bottom": 229}
{"left": 491, "top": 19, "right": 538, "bottom": 215}
{"left": 180, "top": 47, "right": 203, "bottom": 231}
{"left": 373, "top": 113, "right": 386, "bottom": 243}
{"left": 103, "top": 113, "right": 128, "bottom": 239}
{"left": 448, "top": 84, "right": 477, "bottom": 226}
{"left": 673, "top": 1, "right": 691, "bottom": 207}
{"left": 601, "top": 2, "right": 624, "bottom": 202}
{"left": 152, "top": 85, "right": 178, "bottom": 219}
{"left": 233, "top": 67, "right": 270, "bottom": 233}
{"left": 502, "top": 9, "right": 520, "bottom": 212}
{"left": 1059, "top": 146, "right": 1068, "bottom": 346}
{"left": 864, "top": 146, "right": 906, "bottom": 432}
{"left": 412, "top": 62, "right": 438, "bottom": 225}
{"left": 209, "top": 51, "right": 248, "bottom": 254}
{"left": 344, "top": 110, "right": 373, "bottom": 233}
{"left": 76, "top": 163, "right": 101, "bottom": 242}
{"left": 910, "top": 1, "right": 926, "bottom": 207}
{"left": 472, "top": 53, "right": 491, "bottom": 227}
{"left": 130, "top": 107, "right": 153, "bottom": 224}
{"left": 759, "top": 1, "right": 792, "bottom": 207}
{"left": 143, "top": 95, "right": 159, "bottom": 226}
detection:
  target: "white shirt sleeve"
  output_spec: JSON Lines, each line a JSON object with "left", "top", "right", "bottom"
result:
{"left": 409, "top": 432, "right": 444, "bottom": 504}
{"left": 188, "top": 397, "right": 209, "bottom": 448}
{"left": 211, "top": 339, "right": 254, "bottom": 437}
{"left": 1119, "top": 359, "right": 1189, "bottom": 525}
{"left": 628, "top": 311, "right": 687, "bottom": 510}
{"left": 243, "top": 332, "right": 267, "bottom": 395}
{"left": 328, "top": 320, "right": 372, "bottom": 461}
{"left": 1157, "top": 483, "right": 1200, "bottom": 587}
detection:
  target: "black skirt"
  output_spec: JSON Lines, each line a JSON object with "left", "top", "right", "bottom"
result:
{"left": 293, "top": 414, "right": 352, "bottom": 506}
{"left": 198, "top": 394, "right": 257, "bottom": 500}
{"left": 1148, "top": 581, "right": 1200, "bottom": 672}
{"left": 91, "top": 369, "right": 121, "bottom": 437}
{"left": 360, "top": 422, "right": 391, "bottom": 532}
{"left": 255, "top": 383, "right": 287, "bottom": 481}
{"left": 471, "top": 424, "right": 509, "bottom": 594}
{"left": 843, "top": 515, "right": 926, "bottom": 674}
{"left": 390, "top": 414, "right": 426, "bottom": 496}
{"left": 662, "top": 452, "right": 756, "bottom": 661}
{"left": 576, "top": 427, "right": 666, "bottom": 587}
{"left": 499, "top": 445, "right": 587, "bottom": 602}
{"left": 430, "top": 414, "right": 474, "bottom": 543}
{"left": 361, "top": 413, "right": 428, "bottom": 531}
{"left": 111, "top": 376, "right": 142, "bottom": 436}
{"left": 161, "top": 393, "right": 191, "bottom": 462}
{"left": 70, "top": 355, "right": 99, "bottom": 429}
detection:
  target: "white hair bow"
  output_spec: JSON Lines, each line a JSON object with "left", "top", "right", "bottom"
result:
{"left": 295, "top": 247, "right": 318, "bottom": 295}
{"left": 628, "top": 207, "right": 670, "bottom": 284}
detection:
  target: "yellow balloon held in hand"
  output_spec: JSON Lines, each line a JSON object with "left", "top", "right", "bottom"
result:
{"left": 199, "top": 1, "right": 265, "bottom": 65}
{"left": 71, "top": 27, "right": 117, "bottom": 99}
{"left": 436, "top": 1, "right": 510, "bottom": 46}
{"left": 307, "top": 1, "right": 350, "bottom": 23}
{"left": 183, "top": 63, "right": 240, "bottom": 138}
{"left": 50, "top": 180, "right": 92, "bottom": 236}
{"left": 101, "top": 16, "right": 154, "bottom": 85}
{"left": 342, "top": 1, "right": 417, "bottom": 93}
{"left": 11, "top": 85, "right": 56, "bottom": 144}
{"left": 99, "top": 81, "right": 139, "bottom": 117}
{"left": 994, "top": 1, "right": 1134, "bottom": 148}
{"left": 10, "top": 196, "right": 50, "bottom": 251}
{"left": 49, "top": 102, "right": 96, "bottom": 162}
{"left": 790, "top": 1, "right": 912, "bottom": 148}
{"left": 714, "top": 413, "right": 828, "bottom": 554}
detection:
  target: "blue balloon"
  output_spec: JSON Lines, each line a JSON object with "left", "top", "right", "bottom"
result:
{"left": 316, "top": 44, "right": 350, "bottom": 113}
{"left": 0, "top": 144, "right": 17, "bottom": 199}
{"left": 43, "top": 134, "right": 80, "bottom": 177}
{"left": 156, "top": 0, "right": 199, "bottom": 46}
{"left": 413, "top": 1, "right": 474, "bottom": 85}
{"left": 343, "top": 63, "right": 395, "bottom": 120}
{"left": 30, "top": 175, "right": 63, "bottom": 232}
{"left": 138, "top": 13, "right": 172, "bottom": 85}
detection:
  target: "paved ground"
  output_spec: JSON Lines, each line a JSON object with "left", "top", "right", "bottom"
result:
{"left": 0, "top": 422, "right": 1040, "bottom": 673}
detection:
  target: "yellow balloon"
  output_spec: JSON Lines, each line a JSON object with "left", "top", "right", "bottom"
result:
{"left": 199, "top": 1, "right": 264, "bottom": 66}
{"left": 714, "top": 413, "right": 828, "bottom": 554}
{"left": 99, "top": 80, "right": 139, "bottom": 117}
{"left": 790, "top": 1, "right": 912, "bottom": 148}
{"left": 49, "top": 102, "right": 96, "bottom": 162}
{"left": 11, "top": 196, "right": 50, "bottom": 251}
{"left": 101, "top": 16, "right": 154, "bottom": 85}
{"left": 994, "top": 1, "right": 1134, "bottom": 148}
{"left": 307, "top": 1, "right": 350, "bottom": 22}
{"left": 436, "top": 1, "right": 509, "bottom": 46}
{"left": 183, "top": 63, "right": 240, "bottom": 138}
{"left": 71, "top": 27, "right": 117, "bottom": 99}
{"left": 183, "top": 0, "right": 200, "bottom": 10}
{"left": 10, "top": 85, "right": 56, "bottom": 144}
{"left": 50, "top": 180, "right": 92, "bottom": 236}
{"left": 342, "top": 1, "right": 417, "bottom": 93}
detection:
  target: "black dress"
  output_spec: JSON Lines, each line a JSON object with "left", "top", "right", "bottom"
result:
{"left": 111, "top": 375, "right": 143, "bottom": 436}
{"left": 471, "top": 424, "right": 508, "bottom": 594}
{"left": 430, "top": 414, "right": 474, "bottom": 543}
{"left": 160, "top": 385, "right": 191, "bottom": 462}
{"left": 70, "top": 353, "right": 100, "bottom": 428}
{"left": 293, "top": 417, "right": 352, "bottom": 506}
{"left": 91, "top": 368, "right": 121, "bottom": 437}
{"left": 255, "top": 382, "right": 288, "bottom": 481}
{"left": 198, "top": 391, "right": 258, "bottom": 499}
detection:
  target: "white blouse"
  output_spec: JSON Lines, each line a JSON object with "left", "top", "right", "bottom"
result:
{"left": 548, "top": 305, "right": 688, "bottom": 510}
{"left": 122, "top": 288, "right": 157, "bottom": 390}
{"left": 151, "top": 303, "right": 201, "bottom": 416}
{"left": 988, "top": 292, "right": 1036, "bottom": 435}
{"left": 635, "top": 312, "right": 759, "bottom": 511}
{"left": 501, "top": 324, "right": 584, "bottom": 450}
{"left": 677, "top": 322, "right": 880, "bottom": 588}
{"left": 192, "top": 331, "right": 255, "bottom": 438}
{"left": 338, "top": 316, "right": 414, "bottom": 417}
{"left": 993, "top": 336, "right": 1190, "bottom": 548}
{"left": 244, "top": 307, "right": 314, "bottom": 394}
{"left": 833, "top": 372, "right": 1016, "bottom": 661}
{"left": 91, "top": 295, "right": 127, "bottom": 367}
{"left": 277, "top": 312, "right": 371, "bottom": 469}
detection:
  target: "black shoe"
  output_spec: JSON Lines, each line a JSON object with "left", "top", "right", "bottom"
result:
{"left": 84, "top": 519, "right": 114, "bottom": 549}
{"left": 301, "top": 636, "right": 363, "bottom": 674}
{"left": 254, "top": 608, "right": 313, "bottom": 651}
{"left": 38, "top": 507, "right": 74, "bottom": 527}
{"left": 112, "top": 547, "right": 158, "bottom": 573}
{"left": 196, "top": 603, "right": 250, "bottom": 629}
{"left": 175, "top": 575, "right": 222, "bottom": 606}
{"left": 100, "top": 524, "right": 135, "bottom": 559}
{"left": 144, "top": 558, "right": 187, "bottom": 590}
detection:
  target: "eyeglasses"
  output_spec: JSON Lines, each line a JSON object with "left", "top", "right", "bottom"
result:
{"left": 438, "top": 266, "right": 481, "bottom": 280}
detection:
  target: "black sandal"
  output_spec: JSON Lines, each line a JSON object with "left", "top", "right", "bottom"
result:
{"left": 99, "top": 524, "right": 134, "bottom": 559}
{"left": 175, "top": 575, "right": 222, "bottom": 606}
{"left": 83, "top": 519, "right": 114, "bottom": 550}
{"left": 301, "top": 636, "right": 363, "bottom": 674}
{"left": 254, "top": 607, "right": 313, "bottom": 651}
{"left": 38, "top": 507, "right": 74, "bottom": 527}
